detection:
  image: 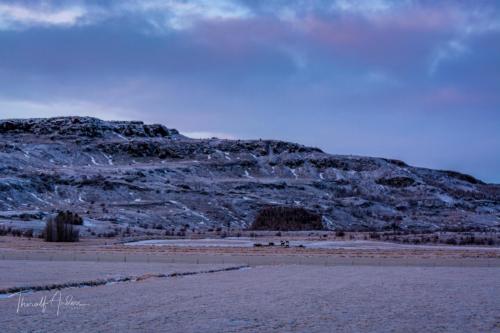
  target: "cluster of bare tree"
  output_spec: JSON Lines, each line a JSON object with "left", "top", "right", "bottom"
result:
{"left": 43, "top": 211, "right": 82, "bottom": 242}
{"left": 251, "top": 206, "right": 323, "bottom": 231}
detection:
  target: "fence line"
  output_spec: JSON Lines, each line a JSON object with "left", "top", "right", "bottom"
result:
{"left": 0, "top": 251, "right": 497, "bottom": 268}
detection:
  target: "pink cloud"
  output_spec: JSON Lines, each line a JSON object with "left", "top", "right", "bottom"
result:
{"left": 189, "top": 17, "right": 289, "bottom": 58}
{"left": 426, "top": 87, "right": 467, "bottom": 105}
{"left": 424, "top": 87, "right": 497, "bottom": 108}
{"left": 285, "top": 6, "right": 464, "bottom": 69}
{"left": 171, "top": 3, "right": 489, "bottom": 74}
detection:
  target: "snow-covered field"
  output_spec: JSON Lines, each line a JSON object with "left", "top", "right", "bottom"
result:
{"left": 0, "top": 262, "right": 498, "bottom": 332}
{"left": 0, "top": 260, "right": 239, "bottom": 291}
{"left": 125, "top": 237, "right": 500, "bottom": 251}
{"left": 0, "top": 235, "right": 498, "bottom": 331}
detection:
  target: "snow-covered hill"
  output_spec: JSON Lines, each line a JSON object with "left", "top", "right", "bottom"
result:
{"left": 0, "top": 116, "right": 498, "bottom": 232}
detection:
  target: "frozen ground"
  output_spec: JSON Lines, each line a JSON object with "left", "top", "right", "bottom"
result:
{"left": 126, "top": 238, "right": 258, "bottom": 248}
{"left": 0, "top": 260, "right": 238, "bottom": 291}
{"left": 1, "top": 236, "right": 498, "bottom": 267}
{"left": 125, "top": 237, "right": 500, "bottom": 251}
{"left": 0, "top": 264, "right": 498, "bottom": 332}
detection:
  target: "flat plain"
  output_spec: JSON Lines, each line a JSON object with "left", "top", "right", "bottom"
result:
{"left": 0, "top": 236, "right": 499, "bottom": 332}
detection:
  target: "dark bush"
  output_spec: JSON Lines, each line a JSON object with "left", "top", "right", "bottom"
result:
{"left": 44, "top": 216, "right": 79, "bottom": 242}
{"left": 335, "top": 230, "right": 345, "bottom": 237}
{"left": 383, "top": 221, "right": 401, "bottom": 233}
{"left": 23, "top": 229, "right": 33, "bottom": 238}
{"left": 250, "top": 206, "right": 323, "bottom": 231}
{"left": 445, "top": 238, "right": 457, "bottom": 245}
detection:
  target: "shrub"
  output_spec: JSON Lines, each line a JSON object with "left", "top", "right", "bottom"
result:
{"left": 44, "top": 216, "right": 79, "bottom": 242}
{"left": 384, "top": 221, "right": 401, "bottom": 233}
{"left": 376, "top": 177, "right": 415, "bottom": 187}
{"left": 104, "top": 231, "right": 117, "bottom": 238}
{"left": 445, "top": 238, "right": 457, "bottom": 245}
{"left": 250, "top": 206, "right": 323, "bottom": 231}
{"left": 335, "top": 230, "right": 345, "bottom": 237}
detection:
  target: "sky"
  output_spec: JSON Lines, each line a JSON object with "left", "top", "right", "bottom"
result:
{"left": 0, "top": 0, "right": 498, "bottom": 182}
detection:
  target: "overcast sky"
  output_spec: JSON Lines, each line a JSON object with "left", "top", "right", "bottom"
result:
{"left": 0, "top": 0, "right": 498, "bottom": 182}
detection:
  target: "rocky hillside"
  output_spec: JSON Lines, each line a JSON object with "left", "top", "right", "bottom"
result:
{"left": 0, "top": 116, "right": 498, "bottom": 232}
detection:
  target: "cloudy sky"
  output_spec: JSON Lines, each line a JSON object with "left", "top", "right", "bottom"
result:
{"left": 0, "top": 0, "right": 498, "bottom": 182}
